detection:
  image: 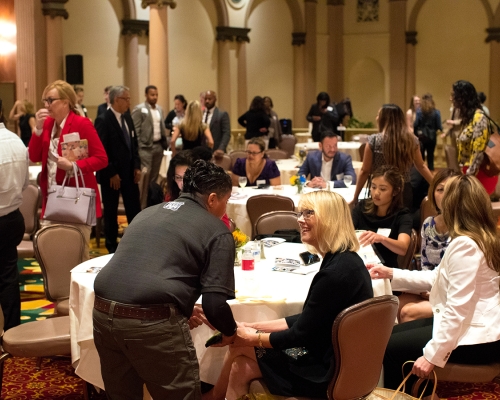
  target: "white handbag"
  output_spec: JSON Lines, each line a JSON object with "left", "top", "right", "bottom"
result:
{"left": 44, "top": 163, "right": 96, "bottom": 226}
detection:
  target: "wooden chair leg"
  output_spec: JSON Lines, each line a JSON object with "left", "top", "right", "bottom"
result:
{"left": 35, "top": 357, "right": 43, "bottom": 369}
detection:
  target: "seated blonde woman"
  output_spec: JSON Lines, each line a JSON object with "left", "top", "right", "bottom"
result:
{"left": 203, "top": 191, "right": 373, "bottom": 400}
{"left": 231, "top": 137, "right": 280, "bottom": 187}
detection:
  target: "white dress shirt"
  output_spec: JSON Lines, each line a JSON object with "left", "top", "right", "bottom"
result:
{"left": 0, "top": 123, "right": 29, "bottom": 217}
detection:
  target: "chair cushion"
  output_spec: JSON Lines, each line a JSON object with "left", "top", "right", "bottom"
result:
{"left": 2, "top": 317, "right": 71, "bottom": 357}
{"left": 435, "top": 362, "right": 500, "bottom": 383}
{"left": 56, "top": 299, "right": 70, "bottom": 316}
{"left": 17, "top": 240, "right": 34, "bottom": 259}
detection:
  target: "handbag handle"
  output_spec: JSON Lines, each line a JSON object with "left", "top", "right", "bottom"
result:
{"left": 60, "top": 162, "right": 86, "bottom": 191}
{"left": 389, "top": 361, "right": 437, "bottom": 400}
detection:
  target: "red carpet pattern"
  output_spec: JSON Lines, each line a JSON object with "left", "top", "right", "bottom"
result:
{"left": 1, "top": 357, "right": 84, "bottom": 399}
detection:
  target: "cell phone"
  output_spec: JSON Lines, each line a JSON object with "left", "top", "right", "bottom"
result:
{"left": 299, "top": 251, "right": 320, "bottom": 266}
{"left": 205, "top": 331, "right": 223, "bottom": 348}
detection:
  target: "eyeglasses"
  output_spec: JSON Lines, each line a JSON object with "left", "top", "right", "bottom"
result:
{"left": 41, "top": 98, "right": 61, "bottom": 105}
{"left": 246, "top": 150, "right": 263, "bottom": 156}
{"left": 296, "top": 209, "right": 315, "bottom": 219}
{"left": 174, "top": 175, "right": 184, "bottom": 182}
{"left": 117, "top": 97, "right": 131, "bottom": 101}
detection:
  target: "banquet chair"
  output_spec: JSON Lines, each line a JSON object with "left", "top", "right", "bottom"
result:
{"left": 17, "top": 184, "right": 41, "bottom": 259}
{"left": 397, "top": 229, "right": 418, "bottom": 270}
{"left": 358, "top": 143, "right": 366, "bottom": 162}
{"left": 229, "top": 151, "right": 247, "bottom": 169}
{"left": 246, "top": 195, "right": 295, "bottom": 239}
{"left": 213, "top": 154, "right": 232, "bottom": 171}
{"left": 279, "top": 134, "right": 297, "bottom": 158}
{"left": 34, "top": 225, "right": 86, "bottom": 316}
{"left": 444, "top": 145, "right": 460, "bottom": 172}
{"left": 491, "top": 201, "right": 500, "bottom": 220}
{"left": 0, "top": 306, "right": 73, "bottom": 394}
{"left": 255, "top": 211, "right": 299, "bottom": 237}
{"left": 249, "top": 295, "right": 399, "bottom": 400}
{"left": 265, "top": 149, "right": 289, "bottom": 161}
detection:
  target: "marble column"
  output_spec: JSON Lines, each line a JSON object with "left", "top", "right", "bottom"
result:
{"left": 122, "top": 20, "right": 149, "bottom": 107}
{"left": 142, "top": 0, "right": 176, "bottom": 114}
{"left": 388, "top": 0, "right": 407, "bottom": 107}
{"left": 292, "top": 33, "right": 306, "bottom": 126}
{"left": 486, "top": 28, "right": 500, "bottom": 120}
{"left": 41, "top": 0, "right": 68, "bottom": 84}
{"left": 304, "top": 0, "right": 317, "bottom": 105}
{"left": 15, "top": 1, "right": 38, "bottom": 105}
{"left": 327, "top": 0, "right": 344, "bottom": 102}
{"left": 216, "top": 27, "right": 238, "bottom": 115}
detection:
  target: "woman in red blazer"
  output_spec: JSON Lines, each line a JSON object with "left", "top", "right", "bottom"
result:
{"left": 29, "top": 80, "right": 108, "bottom": 260}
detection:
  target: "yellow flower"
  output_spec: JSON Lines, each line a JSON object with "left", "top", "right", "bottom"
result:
{"left": 289, "top": 175, "right": 299, "bottom": 186}
{"left": 232, "top": 228, "right": 249, "bottom": 248}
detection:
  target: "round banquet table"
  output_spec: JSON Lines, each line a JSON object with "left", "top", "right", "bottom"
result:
{"left": 69, "top": 243, "right": 391, "bottom": 391}
{"left": 294, "top": 141, "right": 362, "bottom": 161}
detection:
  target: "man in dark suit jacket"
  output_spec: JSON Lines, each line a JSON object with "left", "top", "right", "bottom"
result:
{"left": 298, "top": 131, "right": 356, "bottom": 188}
{"left": 96, "top": 86, "right": 112, "bottom": 117}
{"left": 203, "top": 90, "right": 230, "bottom": 156}
{"left": 95, "top": 86, "right": 142, "bottom": 253}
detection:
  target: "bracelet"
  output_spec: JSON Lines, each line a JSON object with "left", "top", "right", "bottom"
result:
{"left": 256, "top": 330, "right": 266, "bottom": 358}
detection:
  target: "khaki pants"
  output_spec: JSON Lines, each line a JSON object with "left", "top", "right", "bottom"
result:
{"left": 93, "top": 306, "right": 201, "bottom": 400}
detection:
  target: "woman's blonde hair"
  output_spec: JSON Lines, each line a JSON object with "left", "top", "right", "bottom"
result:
{"left": 23, "top": 99, "right": 35, "bottom": 115}
{"left": 298, "top": 191, "right": 359, "bottom": 255}
{"left": 179, "top": 100, "right": 204, "bottom": 141}
{"left": 442, "top": 175, "right": 500, "bottom": 273}
{"left": 43, "top": 80, "right": 78, "bottom": 113}
{"left": 378, "top": 104, "right": 415, "bottom": 174}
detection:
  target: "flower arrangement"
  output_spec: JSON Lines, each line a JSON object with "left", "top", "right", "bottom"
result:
{"left": 290, "top": 174, "right": 307, "bottom": 194}
{"left": 233, "top": 228, "right": 249, "bottom": 249}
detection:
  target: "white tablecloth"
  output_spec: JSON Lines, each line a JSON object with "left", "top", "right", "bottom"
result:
{"left": 69, "top": 244, "right": 391, "bottom": 390}
{"left": 294, "top": 141, "right": 362, "bottom": 161}
{"left": 226, "top": 185, "right": 358, "bottom": 237}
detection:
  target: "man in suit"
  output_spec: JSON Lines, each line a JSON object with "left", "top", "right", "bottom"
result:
{"left": 203, "top": 90, "right": 230, "bottom": 157}
{"left": 131, "top": 85, "right": 168, "bottom": 191}
{"left": 96, "top": 86, "right": 112, "bottom": 117}
{"left": 298, "top": 130, "right": 356, "bottom": 188}
{"left": 95, "top": 86, "right": 142, "bottom": 254}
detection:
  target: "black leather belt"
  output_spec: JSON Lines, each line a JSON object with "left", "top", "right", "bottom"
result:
{"left": 94, "top": 296, "right": 176, "bottom": 320}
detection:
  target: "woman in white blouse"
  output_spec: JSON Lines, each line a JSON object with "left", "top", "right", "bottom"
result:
{"left": 369, "top": 175, "right": 500, "bottom": 391}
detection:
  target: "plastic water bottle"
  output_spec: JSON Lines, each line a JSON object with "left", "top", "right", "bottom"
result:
{"left": 252, "top": 241, "right": 261, "bottom": 262}
{"left": 242, "top": 248, "right": 255, "bottom": 271}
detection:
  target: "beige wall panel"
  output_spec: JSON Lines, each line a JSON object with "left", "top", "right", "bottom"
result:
{"left": 347, "top": 57, "right": 385, "bottom": 126}
{"left": 134, "top": 0, "right": 149, "bottom": 20}
{"left": 415, "top": 0, "right": 489, "bottom": 117}
{"left": 246, "top": 0, "right": 294, "bottom": 121}
{"left": 167, "top": 0, "right": 217, "bottom": 106}
{"left": 344, "top": 33, "right": 389, "bottom": 125}
{"left": 62, "top": 0, "right": 124, "bottom": 108}
{"left": 138, "top": 36, "right": 149, "bottom": 101}
{"left": 316, "top": 33, "right": 328, "bottom": 100}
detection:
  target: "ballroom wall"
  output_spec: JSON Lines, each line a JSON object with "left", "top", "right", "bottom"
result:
{"left": 4, "top": 0, "right": 500, "bottom": 129}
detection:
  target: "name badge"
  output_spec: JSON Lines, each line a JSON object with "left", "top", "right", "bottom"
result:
{"left": 141, "top": 107, "right": 148, "bottom": 114}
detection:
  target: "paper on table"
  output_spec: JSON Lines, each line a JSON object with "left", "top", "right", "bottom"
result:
{"left": 230, "top": 192, "right": 247, "bottom": 200}
{"left": 236, "top": 294, "right": 287, "bottom": 303}
{"left": 261, "top": 237, "right": 286, "bottom": 248}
